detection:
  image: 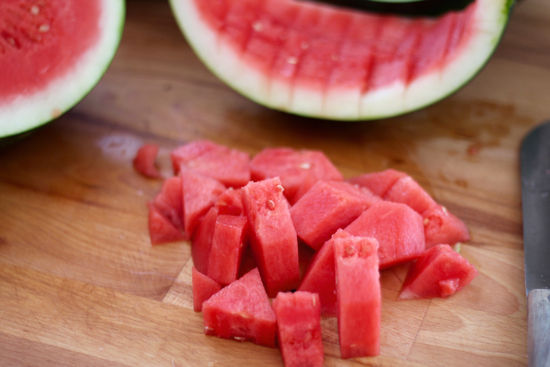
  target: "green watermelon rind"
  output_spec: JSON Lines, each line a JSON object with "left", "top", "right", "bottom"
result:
{"left": 169, "top": 0, "right": 513, "bottom": 121}
{"left": 0, "top": 0, "right": 126, "bottom": 140}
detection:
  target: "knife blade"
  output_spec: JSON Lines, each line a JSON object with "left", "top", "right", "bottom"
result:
{"left": 520, "top": 120, "right": 550, "bottom": 367}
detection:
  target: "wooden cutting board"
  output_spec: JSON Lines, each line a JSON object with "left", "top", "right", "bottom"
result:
{"left": 1, "top": 0, "right": 549, "bottom": 365}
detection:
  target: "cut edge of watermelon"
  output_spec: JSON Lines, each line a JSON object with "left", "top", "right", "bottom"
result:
{"left": 0, "top": 0, "right": 125, "bottom": 138}
{"left": 170, "top": 0, "right": 510, "bottom": 121}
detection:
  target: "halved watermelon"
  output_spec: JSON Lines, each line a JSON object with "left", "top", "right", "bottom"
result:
{"left": 0, "top": 0, "right": 125, "bottom": 139}
{"left": 169, "top": 0, "right": 512, "bottom": 120}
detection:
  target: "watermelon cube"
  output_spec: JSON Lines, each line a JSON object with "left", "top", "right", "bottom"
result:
{"left": 273, "top": 291, "right": 324, "bottom": 367}
{"left": 383, "top": 175, "right": 438, "bottom": 214}
{"left": 151, "top": 176, "right": 183, "bottom": 230}
{"left": 133, "top": 143, "right": 161, "bottom": 178}
{"left": 171, "top": 140, "right": 251, "bottom": 187}
{"left": 147, "top": 202, "right": 185, "bottom": 245}
{"left": 334, "top": 235, "right": 381, "bottom": 358}
{"left": 181, "top": 168, "right": 226, "bottom": 239}
{"left": 202, "top": 268, "right": 277, "bottom": 348}
{"left": 347, "top": 168, "right": 407, "bottom": 197}
{"left": 422, "top": 205, "right": 470, "bottom": 248}
{"left": 298, "top": 229, "right": 350, "bottom": 317}
{"left": 290, "top": 180, "right": 379, "bottom": 250}
{"left": 242, "top": 177, "right": 301, "bottom": 297}
{"left": 191, "top": 207, "right": 218, "bottom": 274}
{"left": 192, "top": 267, "right": 222, "bottom": 312}
{"left": 207, "top": 215, "right": 248, "bottom": 286}
{"left": 215, "top": 187, "right": 244, "bottom": 216}
{"left": 399, "top": 244, "right": 478, "bottom": 300}
{"left": 249, "top": 147, "right": 343, "bottom": 203}
{"left": 345, "top": 201, "right": 425, "bottom": 269}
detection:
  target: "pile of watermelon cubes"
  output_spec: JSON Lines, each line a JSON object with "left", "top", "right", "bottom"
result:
{"left": 133, "top": 140, "right": 478, "bottom": 366}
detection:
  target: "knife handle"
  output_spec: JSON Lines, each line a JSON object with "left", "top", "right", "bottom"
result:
{"left": 528, "top": 289, "right": 550, "bottom": 367}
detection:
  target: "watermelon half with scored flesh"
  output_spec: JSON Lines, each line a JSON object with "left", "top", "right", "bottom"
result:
{"left": 0, "top": 0, "right": 125, "bottom": 139}
{"left": 168, "top": 0, "right": 511, "bottom": 120}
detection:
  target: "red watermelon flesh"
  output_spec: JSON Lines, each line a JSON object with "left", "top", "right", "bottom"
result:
{"left": 399, "top": 244, "right": 478, "bottom": 300}
{"left": 290, "top": 180, "right": 379, "bottom": 250}
{"left": 242, "top": 177, "right": 301, "bottom": 298}
{"left": 171, "top": 140, "right": 251, "bottom": 188}
{"left": 181, "top": 168, "right": 226, "bottom": 239}
{"left": 207, "top": 215, "right": 248, "bottom": 286}
{"left": 334, "top": 235, "right": 381, "bottom": 358}
{"left": 147, "top": 202, "right": 185, "bottom": 246}
{"left": 347, "top": 169, "right": 407, "bottom": 197}
{"left": 345, "top": 201, "right": 425, "bottom": 269}
{"left": 192, "top": 267, "right": 222, "bottom": 312}
{"left": 249, "top": 147, "right": 343, "bottom": 204}
{"left": 191, "top": 207, "right": 219, "bottom": 274}
{"left": 272, "top": 291, "right": 324, "bottom": 367}
{"left": 133, "top": 144, "right": 161, "bottom": 179}
{"left": 202, "top": 268, "right": 277, "bottom": 348}
{"left": 0, "top": 1, "right": 101, "bottom": 102}
{"left": 384, "top": 175, "right": 438, "bottom": 215}
{"left": 215, "top": 187, "right": 244, "bottom": 216}
{"left": 423, "top": 205, "right": 470, "bottom": 248}
{"left": 175, "top": 0, "right": 489, "bottom": 120}
{"left": 298, "top": 229, "right": 350, "bottom": 317}
{"left": 151, "top": 176, "right": 183, "bottom": 231}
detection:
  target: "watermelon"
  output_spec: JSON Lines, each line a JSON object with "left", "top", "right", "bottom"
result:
{"left": 399, "top": 244, "right": 478, "bottom": 299}
{"left": 191, "top": 206, "right": 219, "bottom": 274}
{"left": 147, "top": 202, "right": 185, "bottom": 245}
{"left": 290, "top": 180, "right": 378, "bottom": 250}
{"left": 215, "top": 187, "right": 244, "bottom": 216}
{"left": 150, "top": 176, "right": 183, "bottom": 231}
{"left": 348, "top": 169, "right": 407, "bottom": 197}
{"left": 345, "top": 200, "right": 425, "bottom": 269}
{"left": 181, "top": 168, "right": 226, "bottom": 239}
{"left": 334, "top": 235, "right": 381, "bottom": 358}
{"left": 192, "top": 267, "right": 222, "bottom": 312}
{"left": 207, "top": 215, "right": 248, "bottom": 286}
{"left": 133, "top": 144, "right": 161, "bottom": 179}
{"left": 202, "top": 268, "right": 277, "bottom": 348}
{"left": 384, "top": 175, "right": 438, "bottom": 214}
{"left": 168, "top": 0, "right": 512, "bottom": 120}
{"left": 298, "top": 229, "right": 350, "bottom": 317}
{"left": 272, "top": 291, "right": 324, "bottom": 367}
{"left": 171, "top": 140, "right": 251, "bottom": 188}
{"left": 423, "top": 205, "right": 471, "bottom": 248}
{"left": 249, "top": 147, "right": 343, "bottom": 204}
{"left": 242, "top": 177, "right": 301, "bottom": 297}
{"left": 0, "top": 0, "right": 124, "bottom": 139}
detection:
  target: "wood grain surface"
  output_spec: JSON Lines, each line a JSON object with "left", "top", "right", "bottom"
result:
{"left": 1, "top": 0, "right": 549, "bottom": 365}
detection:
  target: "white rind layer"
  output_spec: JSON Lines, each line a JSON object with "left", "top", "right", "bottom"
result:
{"left": 172, "top": 0, "right": 510, "bottom": 121}
{"left": 0, "top": 0, "right": 125, "bottom": 137}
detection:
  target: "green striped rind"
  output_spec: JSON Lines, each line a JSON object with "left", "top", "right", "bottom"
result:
{"left": 170, "top": 0, "right": 513, "bottom": 121}
{"left": 0, "top": 0, "right": 125, "bottom": 140}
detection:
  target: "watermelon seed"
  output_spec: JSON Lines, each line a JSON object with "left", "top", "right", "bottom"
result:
{"left": 30, "top": 5, "right": 40, "bottom": 15}
{"left": 252, "top": 22, "right": 263, "bottom": 32}
{"left": 233, "top": 336, "right": 246, "bottom": 342}
{"left": 299, "top": 162, "right": 311, "bottom": 170}
{"left": 287, "top": 57, "right": 298, "bottom": 65}
{"left": 442, "top": 206, "right": 448, "bottom": 215}
{"left": 267, "top": 200, "right": 275, "bottom": 210}
{"left": 276, "top": 184, "right": 284, "bottom": 192}
{"left": 344, "top": 245, "right": 356, "bottom": 258}
{"left": 423, "top": 218, "right": 430, "bottom": 226}
{"left": 312, "top": 297, "right": 316, "bottom": 307}
{"left": 38, "top": 24, "right": 50, "bottom": 33}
